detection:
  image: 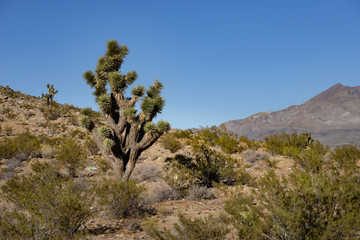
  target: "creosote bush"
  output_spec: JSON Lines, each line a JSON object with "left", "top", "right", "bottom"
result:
{"left": 96, "top": 178, "right": 146, "bottom": 219}
{"left": 160, "top": 134, "right": 182, "bottom": 153}
{"left": 224, "top": 141, "right": 360, "bottom": 240}
{"left": 0, "top": 161, "right": 93, "bottom": 239}
{"left": 55, "top": 138, "right": 87, "bottom": 177}
{"left": 264, "top": 132, "right": 317, "bottom": 158}
{"left": 330, "top": 144, "right": 360, "bottom": 167}
{"left": 0, "top": 131, "right": 41, "bottom": 160}
{"left": 164, "top": 144, "right": 251, "bottom": 195}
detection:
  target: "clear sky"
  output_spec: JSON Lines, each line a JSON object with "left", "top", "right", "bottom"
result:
{"left": 0, "top": 0, "right": 359, "bottom": 129}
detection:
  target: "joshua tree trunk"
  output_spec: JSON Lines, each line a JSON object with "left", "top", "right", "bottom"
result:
{"left": 80, "top": 40, "right": 170, "bottom": 180}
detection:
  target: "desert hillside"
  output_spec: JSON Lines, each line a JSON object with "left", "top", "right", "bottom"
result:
{"left": 222, "top": 83, "right": 360, "bottom": 146}
{"left": 0, "top": 85, "right": 359, "bottom": 239}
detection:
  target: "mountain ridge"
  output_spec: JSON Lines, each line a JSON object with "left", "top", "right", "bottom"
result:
{"left": 222, "top": 83, "right": 360, "bottom": 146}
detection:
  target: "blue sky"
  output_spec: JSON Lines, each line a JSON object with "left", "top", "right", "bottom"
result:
{"left": 0, "top": 1, "right": 359, "bottom": 129}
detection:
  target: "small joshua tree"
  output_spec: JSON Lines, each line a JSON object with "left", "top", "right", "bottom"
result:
{"left": 81, "top": 40, "right": 170, "bottom": 180}
{"left": 41, "top": 83, "right": 58, "bottom": 110}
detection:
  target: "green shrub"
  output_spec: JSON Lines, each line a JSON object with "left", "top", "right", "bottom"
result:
{"left": 331, "top": 144, "right": 360, "bottom": 168}
{"left": 0, "top": 131, "right": 40, "bottom": 160}
{"left": 0, "top": 138, "right": 17, "bottom": 159}
{"left": 148, "top": 213, "right": 229, "bottom": 240}
{"left": 164, "top": 145, "right": 250, "bottom": 192}
{"left": 224, "top": 153, "right": 360, "bottom": 239}
{"left": 15, "top": 131, "right": 41, "bottom": 156}
{"left": 160, "top": 134, "right": 182, "bottom": 153}
{"left": 173, "top": 129, "right": 193, "bottom": 139}
{"left": 96, "top": 178, "right": 146, "bottom": 219}
{"left": 0, "top": 161, "right": 93, "bottom": 239}
{"left": 42, "top": 105, "right": 62, "bottom": 120}
{"left": 55, "top": 139, "right": 87, "bottom": 177}
{"left": 238, "top": 135, "right": 259, "bottom": 150}
{"left": 191, "top": 126, "right": 244, "bottom": 154}
{"left": 264, "top": 132, "right": 316, "bottom": 158}
{"left": 95, "top": 156, "right": 112, "bottom": 173}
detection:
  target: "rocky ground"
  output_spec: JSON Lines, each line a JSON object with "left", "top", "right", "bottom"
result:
{"left": 0, "top": 85, "right": 295, "bottom": 239}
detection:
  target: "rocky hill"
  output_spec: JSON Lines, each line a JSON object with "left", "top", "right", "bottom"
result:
{"left": 1, "top": 85, "right": 359, "bottom": 239}
{"left": 0, "top": 85, "right": 295, "bottom": 239}
{"left": 222, "top": 83, "right": 360, "bottom": 146}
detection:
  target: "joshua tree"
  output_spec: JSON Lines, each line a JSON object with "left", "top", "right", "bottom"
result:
{"left": 41, "top": 83, "right": 58, "bottom": 110}
{"left": 80, "top": 40, "right": 170, "bottom": 180}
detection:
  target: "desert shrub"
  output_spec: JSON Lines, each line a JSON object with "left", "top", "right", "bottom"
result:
{"left": 238, "top": 135, "right": 259, "bottom": 150}
{"left": 0, "top": 138, "right": 17, "bottom": 159}
{"left": 188, "top": 186, "right": 215, "bottom": 201}
{"left": 0, "top": 157, "right": 22, "bottom": 180}
{"left": 6, "top": 111, "right": 17, "bottom": 119}
{"left": 224, "top": 152, "right": 360, "bottom": 239}
{"left": 148, "top": 213, "right": 229, "bottom": 240}
{"left": 173, "top": 129, "right": 193, "bottom": 139}
{"left": 95, "top": 156, "right": 112, "bottom": 173}
{"left": 241, "top": 149, "right": 270, "bottom": 164}
{"left": 294, "top": 147, "right": 326, "bottom": 173}
{"left": 0, "top": 132, "right": 40, "bottom": 160}
{"left": 164, "top": 155, "right": 199, "bottom": 196}
{"left": 164, "top": 145, "right": 250, "bottom": 194}
{"left": 264, "top": 158, "right": 277, "bottom": 168}
{"left": 69, "top": 129, "right": 87, "bottom": 139}
{"left": 14, "top": 131, "right": 41, "bottom": 157}
{"left": 264, "top": 132, "right": 316, "bottom": 158}
{"left": 84, "top": 137, "right": 100, "bottom": 155}
{"left": 55, "top": 139, "right": 87, "bottom": 177}
{"left": 0, "top": 161, "right": 93, "bottom": 239}
{"left": 42, "top": 105, "right": 62, "bottom": 120}
{"left": 131, "top": 163, "right": 163, "bottom": 182}
{"left": 142, "top": 180, "right": 180, "bottom": 204}
{"left": 160, "top": 134, "right": 182, "bottom": 153}
{"left": 191, "top": 126, "right": 244, "bottom": 154}
{"left": 40, "top": 144, "right": 54, "bottom": 158}
{"left": 20, "top": 103, "right": 36, "bottom": 109}
{"left": 96, "top": 178, "right": 146, "bottom": 219}
{"left": 331, "top": 144, "right": 360, "bottom": 167}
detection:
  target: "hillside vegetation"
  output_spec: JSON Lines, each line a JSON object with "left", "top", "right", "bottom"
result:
{"left": 0, "top": 85, "right": 359, "bottom": 239}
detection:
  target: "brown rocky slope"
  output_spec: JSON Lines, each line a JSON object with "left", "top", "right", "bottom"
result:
{"left": 0, "top": 85, "right": 297, "bottom": 239}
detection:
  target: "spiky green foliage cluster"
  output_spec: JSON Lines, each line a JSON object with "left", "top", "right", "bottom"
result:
{"left": 144, "top": 121, "right": 170, "bottom": 135}
{"left": 98, "top": 125, "right": 111, "bottom": 138}
{"left": 132, "top": 85, "right": 145, "bottom": 97}
{"left": 80, "top": 107, "right": 93, "bottom": 116}
{"left": 79, "top": 115, "right": 94, "bottom": 130}
{"left": 97, "top": 94, "right": 112, "bottom": 112}
{"left": 108, "top": 71, "right": 126, "bottom": 93}
{"left": 103, "top": 138, "right": 115, "bottom": 149}
{"left": 141, "top": 86, "right": 165, "bottom": 115}
{"left": 124, "top": 107, "right": 137, "bottom": 119}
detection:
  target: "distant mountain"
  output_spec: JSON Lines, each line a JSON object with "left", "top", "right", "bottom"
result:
{"left": 221, "top": 83, "right": 360, "bottom": 146}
